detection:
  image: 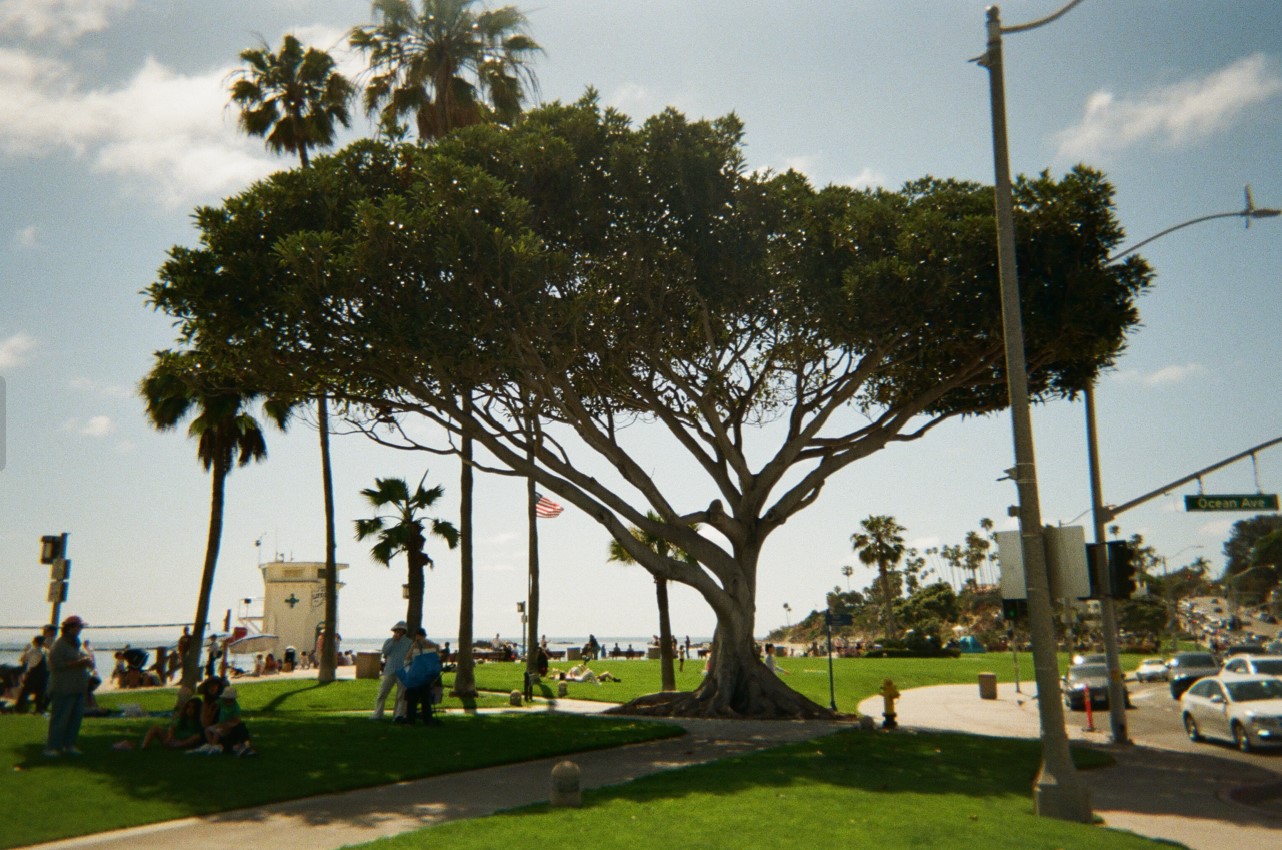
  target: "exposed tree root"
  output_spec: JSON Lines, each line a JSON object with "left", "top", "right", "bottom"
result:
{"left": 604, "top": 678, "right": 837, "bottom": 720}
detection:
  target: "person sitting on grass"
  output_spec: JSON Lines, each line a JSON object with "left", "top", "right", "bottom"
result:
{"left": 141, "top": 696, "right": 204, "bottom": 750}
{"left": 203, "top": 686, "right": 255, "bottom": 756}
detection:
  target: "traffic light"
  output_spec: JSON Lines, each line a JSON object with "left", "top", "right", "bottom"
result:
{"left": 40, "top": 534, "right": 66, "bottom": 564}
{"left": 1085, "top": 542, "right": 1107, "bottom": 599}
{"left": 1001, "top": 598, "right": 1028, "bottom": 620}
{"left": 1107, "top": 540, "right": 1138, "bottom": 599}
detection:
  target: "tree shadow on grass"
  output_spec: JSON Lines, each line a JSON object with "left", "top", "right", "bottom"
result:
{"left": 1, "top": 712, "right": 680, "bottom": 844}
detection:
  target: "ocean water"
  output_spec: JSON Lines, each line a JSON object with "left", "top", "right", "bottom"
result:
{"left": 0, "top": 630, "right": 706, "bottom": 668}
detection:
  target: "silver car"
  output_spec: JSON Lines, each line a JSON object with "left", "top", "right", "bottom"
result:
{"left": 1181, "top": 674, "right": 1282, "bottom": 752}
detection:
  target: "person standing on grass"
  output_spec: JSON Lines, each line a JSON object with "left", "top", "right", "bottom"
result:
{"left": 44, "top": 615, "right": 94, "bottom": 757}
{"left": 372, "top": 621, "right": 411, "bottom": 720}
{"left": 15, "top": 628, "right": 52, "bottom": 713}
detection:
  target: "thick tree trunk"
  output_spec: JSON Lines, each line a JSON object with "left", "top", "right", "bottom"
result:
{"left": 451, "top": 410, "right": 478, "bottom": 698}
{"left": 317, "top": 396, "right": 339, "bottom": 684}
{"left": 609, "top": 608, "right": 833, "bottom": 719}
{"left": 182, "top": 458, "right": 228, "bottom": 692}
{"left": 656, "top": 578, "right": 676, "bottom": 691}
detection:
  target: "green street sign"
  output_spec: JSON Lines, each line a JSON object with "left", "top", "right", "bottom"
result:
{"left": 1184, "top": 494, "right": 1279, "bottom": 512}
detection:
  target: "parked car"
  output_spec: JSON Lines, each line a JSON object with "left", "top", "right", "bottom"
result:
{"left": 1181, "top": 674, "right": 1282, "bottom": 752}
{"left": 1072, "top": 652, "right": 1107, "bottom": 666}
{"left": 1221, "top": 655, "right": 1282, "bottom": 677}
{"left": 1168, "top": 652, "right": 1220, "bottom": 699}
{"left": 1134, "top": 658, "right": 1169, "bottom": 683}
{"left": 1062, "top": 663, "right": 1129, "bottom": 711}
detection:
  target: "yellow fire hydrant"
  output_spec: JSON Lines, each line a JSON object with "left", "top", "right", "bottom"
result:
{"left": 879, "top": 678, "right": 900, "bottom": 730}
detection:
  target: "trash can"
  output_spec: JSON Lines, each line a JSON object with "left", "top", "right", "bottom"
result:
{"left": 566, "top": 647, "right": 581, "bottom": 661}
{"left": 978, "top": 672, "right": 998, "bottom": 700}
{"left": 647, "top": 646, "right": 661, "bottom": 660}
{"left": 355, "top": 651, "right": 382, "bottom": 680}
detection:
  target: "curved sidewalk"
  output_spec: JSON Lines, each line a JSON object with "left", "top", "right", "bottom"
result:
{"left": 19, "top": 712, "right": 848, "bottom": 850}
{"left": 858, "top": 682, "right": 1282, "bottom": 850}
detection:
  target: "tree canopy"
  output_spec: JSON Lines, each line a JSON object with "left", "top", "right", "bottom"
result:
{"left": 147, "top": 98, "right": 1153, "bottom": 717}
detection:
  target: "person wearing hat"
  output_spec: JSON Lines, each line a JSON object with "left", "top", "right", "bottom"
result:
{"left": 203, "top": 686, "right": 254, "bottom": 756}
{"left": 44, "top": 615, "right": 94, "bottom": 757}
{"left": 372, "top": 621, "right": 411, "bottom": 720}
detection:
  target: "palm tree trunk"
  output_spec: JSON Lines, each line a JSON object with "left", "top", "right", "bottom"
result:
{"left": 452, "top": 397, "right": 478, "bottom": 697}
{"left": 656, "top": 577, "right": 676, "bottom": 691}
{"left": 182, "top": 456, "right": 228, "bottom": 691}
{"left": 525, "top": 468, "right": 540, "bottom": 675}
{"left": 317, "top": 395, "right": 338, "bottom": 684}
{"left": 405, "top": 537, "right": 427, "bottom": 635}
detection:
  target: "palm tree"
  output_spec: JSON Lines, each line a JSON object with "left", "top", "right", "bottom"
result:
{"left": 350, "top": 1, "right": 540, "bottom": 695}
{"left": 141, "top": 351, "right": 290, "bottom": 691}
{"left": 606, "top": 512, "right": 699, "bottom": 691}
{"left": 349, "top": 0, "right": 541, "bottom": 142}
{"left": 229, "top": 34, "right": 354, "bottom": 683}
{"left": 840, "top": 565, "right": 854, "bottom": 590}
{"left": 355, "top": 473, "right": 459, "bottom": 634}
{"left": 229, "top": 33, "right": 355, "bottom": 168}
{"left": 851, "top": 515, "right": 907, "bottom": 639}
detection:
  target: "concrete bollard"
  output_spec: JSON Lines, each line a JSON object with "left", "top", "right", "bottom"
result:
{"left": 509, "top": 690, "right": 524, "bottom": 707}
{"left": 550, "top": 760, "right": 582, "bottom": 808}
{"left": 858, "top": 714, "right": 876, "bottom": 731}
{"left": 978, "top": 672, "right": 998, "bottom": 700}
{"left": 557, "top": 680, "right": 569, "bottom": 698}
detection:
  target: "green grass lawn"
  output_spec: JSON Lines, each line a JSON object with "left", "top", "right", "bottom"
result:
{"left": 94, "top": 676, "right": 513, "bottom": 715}
{"left": 0, "top": 681, "right": 681, "bottom": 848}
{"left": 473, "top": 650, "right": 1153, "bottom": 711}
{"left": 350, "top": 730, "right": 1167, "bottom": 850}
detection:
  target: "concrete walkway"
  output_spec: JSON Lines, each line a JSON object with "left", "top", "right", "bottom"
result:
{"left": 857, "top": 682, "right": 1282, "bottom": 850}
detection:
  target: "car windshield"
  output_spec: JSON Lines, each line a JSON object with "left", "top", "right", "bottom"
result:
{"left": 1252, "top": 660, "right": 1282, "bottom": 675}
{"left": 1226, "top": 679, "right": 1282, "bottom": 702}
{"left": 1141, "top": 659, "right": 1163, "bottom": 666}
{"left": 1173, "top": 654, "right": 1215, "bottom": 668}
{"left": 1069, "top": 665, "right": 1107, "bottom": 680}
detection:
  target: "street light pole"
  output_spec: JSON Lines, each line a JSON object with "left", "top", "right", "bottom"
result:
{"left": 1084, "top": 191, "right": 1279, "bottom": 742}
{"left": 979, "top": 3, "right": 1091, "bottom": 823}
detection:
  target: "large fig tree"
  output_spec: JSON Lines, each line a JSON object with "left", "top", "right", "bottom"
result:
{"left": 148, "top": 97, "right": 1151, "bottom": 718}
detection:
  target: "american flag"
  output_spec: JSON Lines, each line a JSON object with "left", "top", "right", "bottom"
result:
{"left": 534, "top": 492, "right": 564, "bottom": 519}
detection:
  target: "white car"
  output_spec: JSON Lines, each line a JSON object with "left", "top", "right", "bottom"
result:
{"left": 1134, "top": 658, "right": 1168, "bottom": 682}
{"left": 1221, "top": 655, "right": 1282, "bottom": 677}
{"left": 1181, "top": 674, "right": 1282, "bottom": 752}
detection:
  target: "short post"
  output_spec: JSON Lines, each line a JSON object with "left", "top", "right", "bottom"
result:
{"left": 550, "top": 760, "right": 582, "bottom": 808}
{"left": 557, "top": 680, "right": 568, "bottom": 698}
{"left": 509, "top": 690, "right": 523, "bottom": 707}
{"left": 1083, "top": 689, "right": 1096, "bottom": 732}
{"left": 879, "top": 678, "right": 900, "bottom": 729}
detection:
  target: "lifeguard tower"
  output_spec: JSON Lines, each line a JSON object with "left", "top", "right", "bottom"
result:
{"left": 258, "top": 560, "right": 347, "bottom": 654}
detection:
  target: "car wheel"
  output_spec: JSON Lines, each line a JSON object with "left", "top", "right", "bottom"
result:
{"left": 1183, "top": 713, "right": 1202, "bottom": 742}
{"left": 1233, "top": 722, "right": 1254, "bottom": 753}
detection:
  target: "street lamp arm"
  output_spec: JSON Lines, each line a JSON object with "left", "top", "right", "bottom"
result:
{"left": 1101, "top": 435, "right": 1282, "bottom": 522}
{"left": 1107, "top": 203, "right": 1282, "bottom": 264}
{"left": 999, "top": 0, "right": 1089, "bottom": 35}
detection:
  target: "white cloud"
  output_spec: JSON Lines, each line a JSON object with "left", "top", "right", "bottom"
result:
{"left": 839, "top": 167, "right": 886, "bottom": 190}
{"left": 1113, "top": 362, "right": 1208, "bottom": 387}
{"left": 15, "top": 224, "right": 38, "bottom": 247}
{"left": 0, "top": 331, "right": 36, "bottom": 369}
{"left": 0, "top": 0, "right": 133, "bottom": 44}
{"left": 0, "top": 49, "right": 275, "bottom": 207}
{"left": 81, "top": 415, "right": 113, "bottom": 437}
{"left": 1056, "top": 54, "right": 1282, "bottom": 159}
{"left": 70, "top": 376, "right": 134, "bottom": 399}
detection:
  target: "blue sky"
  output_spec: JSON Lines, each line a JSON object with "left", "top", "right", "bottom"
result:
{"left": 1, "top": 0, "right": 1280, "bottom": 642}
